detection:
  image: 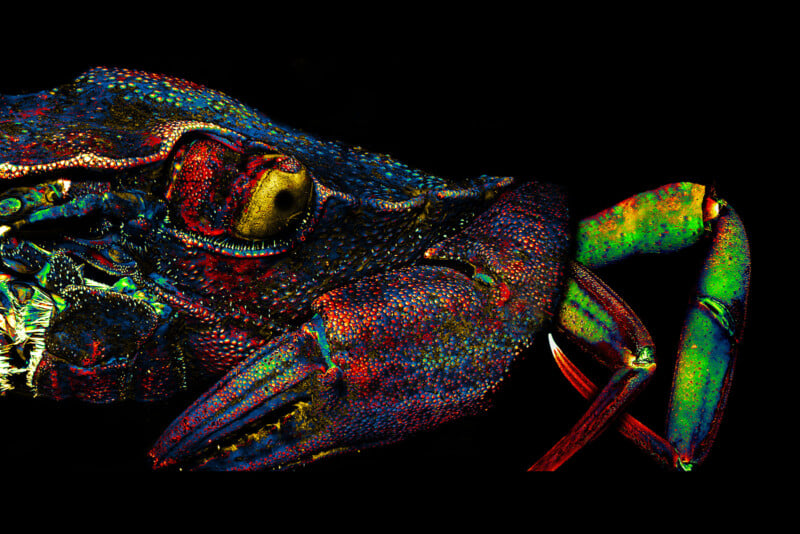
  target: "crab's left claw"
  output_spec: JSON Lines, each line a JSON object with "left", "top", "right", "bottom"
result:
{"left": 151, "top": 182, "right": 572, "bottom": 471}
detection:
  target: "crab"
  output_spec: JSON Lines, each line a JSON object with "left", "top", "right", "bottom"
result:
{"left": 0, "top": 67, "right": 750, "bottom": 471}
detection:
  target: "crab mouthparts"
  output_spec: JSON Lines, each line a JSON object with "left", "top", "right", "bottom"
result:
{"left": 0, "top": 274, "right": 55, "bottom": 394}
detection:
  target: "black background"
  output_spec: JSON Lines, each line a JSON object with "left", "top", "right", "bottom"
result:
{"left": 0, "top": 11, "right": 778, "bottom": 481}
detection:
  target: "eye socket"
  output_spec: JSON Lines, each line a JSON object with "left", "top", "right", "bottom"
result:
{"left": 166, "top": 138, "right": 313, "bottom": 243}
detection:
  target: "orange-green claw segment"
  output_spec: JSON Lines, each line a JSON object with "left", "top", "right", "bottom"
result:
{"left": 575, "top": 182, "right": 708, "bottom": 269}
{"left": 666, "top": 206, "right": 750, "bottom": 470}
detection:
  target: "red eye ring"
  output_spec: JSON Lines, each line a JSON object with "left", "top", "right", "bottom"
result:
{"left": 166, "top": 137, "right": 315, "bottom": 253}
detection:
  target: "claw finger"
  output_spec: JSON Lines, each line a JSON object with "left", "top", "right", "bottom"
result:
{"left": 150, "top": 326, "right": 328, "bottom": 470}
{"left": 548, "top": 333, "right": 598, "bottom": 399}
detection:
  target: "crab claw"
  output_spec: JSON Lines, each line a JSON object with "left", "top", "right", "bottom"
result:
{"left": 151, "top": 182, "right": 571, "bottom": 471}
{"left": 150, "top": 265, "right": 508, "bottom": 471}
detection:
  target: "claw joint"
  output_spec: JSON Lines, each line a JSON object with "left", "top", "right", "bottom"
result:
{"left": 303, "top": 314, "right": 338, "bottom": 372}
{"left": 698, "top": 296, "right": 737, "bottom": 338}
{"left": 633, "top": 346, "right": 656, "bottom": 368}
{"left": 702, "top": 187, "right": 727, "bottom": 227}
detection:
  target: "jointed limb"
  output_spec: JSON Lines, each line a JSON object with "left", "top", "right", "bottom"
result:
{"left": 536, "top": 183, "right": 750, "bottom": 470}
{"left": 529, "top": 261, "right": 656, "bottom": 471}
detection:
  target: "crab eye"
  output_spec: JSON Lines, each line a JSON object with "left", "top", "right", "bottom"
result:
{"left": 166, "top": 138, "right": 313, "bottom": 245}
{"left": 233, "top": 163, "right": 313, "bottom": 240}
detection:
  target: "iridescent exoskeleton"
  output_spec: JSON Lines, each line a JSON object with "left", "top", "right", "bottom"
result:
{"left": 0, "top": 68, "right": 749, "bottom": 471}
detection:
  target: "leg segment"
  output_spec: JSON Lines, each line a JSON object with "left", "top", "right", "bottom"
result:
{"left": 551, "top": 182, "right": 750, "bottom": 470}
{"left": 666, "top": 205, "right": 749, "bottom": 470}
{"left": 529, "top": 262, "right": 656, "bottom": 471}
{"left": 574, "top": 182, "right": 713, "bottom": 269}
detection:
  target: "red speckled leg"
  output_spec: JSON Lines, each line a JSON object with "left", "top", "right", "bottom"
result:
{"left": 529, "top": 262, "right": 656, "bottom": 471}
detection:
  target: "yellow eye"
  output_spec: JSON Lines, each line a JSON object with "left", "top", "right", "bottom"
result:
{"left": 233, "top": 165, "right": 313, "bottom": 240}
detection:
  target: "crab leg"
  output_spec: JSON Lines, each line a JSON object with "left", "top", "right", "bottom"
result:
{"left": 529, "top": 262, "right": 656, "bottom": 471}
{"left": 666, "top": 205, "right": 749, "bottom": 469}
{"left": 550, "top": 182, "right": 750, "bottom": 470}
{"left": 546, "top": 336, "right": 680, "bottom": 466}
